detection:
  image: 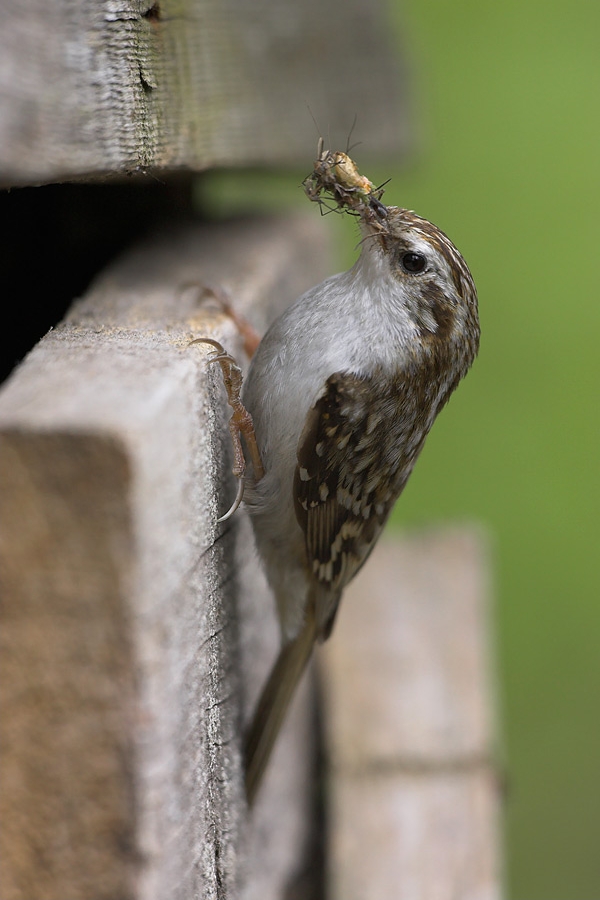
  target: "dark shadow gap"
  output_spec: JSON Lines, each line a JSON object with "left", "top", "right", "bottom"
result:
{"left": 0, "top": 177, "right": 194, "bottom": 384}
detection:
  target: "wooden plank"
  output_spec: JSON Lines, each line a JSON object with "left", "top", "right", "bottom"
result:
{"left": 0, "top": 214, "right": 330, "bottom": 899}
{"left": 321, "top": 531, "right": 503, "bottom": 900}
{"left": 0, "top": 0, "right": 410, "bottom": 186}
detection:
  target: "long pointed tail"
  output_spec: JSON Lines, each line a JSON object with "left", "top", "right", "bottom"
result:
{"left": 245, "top": 613, "right": 317, "bottom": 805}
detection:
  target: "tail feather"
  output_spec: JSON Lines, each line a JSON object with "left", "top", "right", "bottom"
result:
{"left": 245, "top": 613, "right": 317, "bottom": 805}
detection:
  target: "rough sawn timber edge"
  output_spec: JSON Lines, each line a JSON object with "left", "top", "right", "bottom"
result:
{"left": 0, "top": 0, "right": 410, "bottom": 186}
{"left": 0, "top": 213, "right": 330, "bottom": 900}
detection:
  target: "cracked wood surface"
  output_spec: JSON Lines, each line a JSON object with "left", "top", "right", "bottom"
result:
{"left": 0, "top": 214, "right": 329, "bottom": 900}
{"left": 0, "top": 0, "right": 410, "bottom": 186}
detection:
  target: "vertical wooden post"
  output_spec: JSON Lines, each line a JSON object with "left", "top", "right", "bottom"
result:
{"left": 0, "top": 215, "right": 330, "bottom": 900}
{"left": 322, "top": 532, "right": 503, "bottom": 900}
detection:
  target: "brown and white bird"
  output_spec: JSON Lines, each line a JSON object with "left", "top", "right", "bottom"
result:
{"left": 239, "top": 202, "right": 479, "bottom": 802}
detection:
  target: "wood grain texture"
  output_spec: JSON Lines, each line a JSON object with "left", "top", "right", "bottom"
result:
{"left": 0, "top": 0, "right": 410, "bottom": 186}
{"left": 321, "top": 531, "right": 503, "bottom": 900}
{"left": 0, "top": 213, "right": 330, "bottom": 900}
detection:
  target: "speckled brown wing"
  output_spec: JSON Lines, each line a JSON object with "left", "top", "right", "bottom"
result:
{"left": 294, "top": 371, "right": 426, "bottom": 639}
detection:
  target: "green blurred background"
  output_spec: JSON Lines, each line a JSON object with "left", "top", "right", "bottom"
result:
{"left": 200, "top": 1, "right": 599, "bottom": 896}
{"left": 388, "top": 3, "right": 600, "bottom": 895}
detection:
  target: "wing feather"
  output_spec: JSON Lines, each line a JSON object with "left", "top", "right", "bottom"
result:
{"left": 294, "top": 371, "right": 416, "bottom": 637}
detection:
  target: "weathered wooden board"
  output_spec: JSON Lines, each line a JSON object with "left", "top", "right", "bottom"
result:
{"left": 321, "top": 531, "right": 503, "bottom": 900}
{"left": 0, "top": 0, "right": 410, "bottom": 186}
{"left": 0, "top": 213, "right": 330, "bottom": 900}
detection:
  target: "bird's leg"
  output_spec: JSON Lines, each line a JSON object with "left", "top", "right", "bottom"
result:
{"left": 184, "top": 283, "right": 262, "bottom": 359}
{"left": 190, "top": 338, "right": 264, "bottom": 522}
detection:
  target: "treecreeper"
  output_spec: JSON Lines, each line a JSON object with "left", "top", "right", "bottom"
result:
{"left": 193, "top": 145, "right": 480, "bottom": 804}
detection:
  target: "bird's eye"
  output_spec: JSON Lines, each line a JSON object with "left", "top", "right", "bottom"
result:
{"left": 400, "top": 252, "right": 427, "bottom": 274}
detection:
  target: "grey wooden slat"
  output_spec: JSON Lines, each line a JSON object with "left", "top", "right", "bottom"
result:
{"left": 0, "top": 213, "right": 330, "bottom": 900}
{"left": 0, "top": 0, "right": 410, "bottom": 186}
{"left": 321, "top": 532, "right": 503, "bottom": 900}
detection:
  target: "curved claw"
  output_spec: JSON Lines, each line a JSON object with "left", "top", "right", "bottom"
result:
{"left": 189, "top": 336, "right": 264, "bottom": 525}
{"left": 189, "top": 336, "right": 226, "bottom": 356}
{"left": 217, "top": 477, "right": 245, "bottom": 523}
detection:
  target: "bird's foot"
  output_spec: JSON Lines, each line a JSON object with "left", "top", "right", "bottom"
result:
{"left": 189, "top": 338, "right": 264, "bottom": 522}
